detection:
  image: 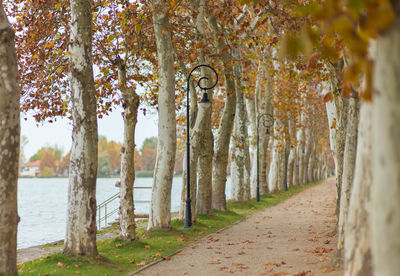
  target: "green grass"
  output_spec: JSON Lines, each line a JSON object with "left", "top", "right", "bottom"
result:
{"left": 18, "top": 180, "right": 322, "bottom": 276}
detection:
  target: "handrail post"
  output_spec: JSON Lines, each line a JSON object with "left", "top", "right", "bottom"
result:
{"left": 105, "top": 203, "right": 107, "bottom": 227}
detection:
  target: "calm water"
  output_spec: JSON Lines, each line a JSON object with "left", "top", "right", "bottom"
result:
{"left": 18, "top": 177, "right": 231, "bottom": 249}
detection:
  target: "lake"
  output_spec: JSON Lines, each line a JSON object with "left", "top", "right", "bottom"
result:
{"left": 18, "top": 177, "right": 231, "bottom": 249}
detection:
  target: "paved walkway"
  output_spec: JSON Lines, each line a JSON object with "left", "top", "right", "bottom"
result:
{"left": 133, "top": 177, "right": 343, "bottom": 276}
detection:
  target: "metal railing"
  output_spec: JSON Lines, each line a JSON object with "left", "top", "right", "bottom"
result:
{"left": 96, "top": 186, "right": 152, "bottom": 229}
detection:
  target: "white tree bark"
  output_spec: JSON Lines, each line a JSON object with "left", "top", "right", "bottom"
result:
{"left": 195, "top": 3, "right": 214, "bottom": 216}
{"left": 64, "top": 0, "right": 98, "bottom": 256}
{"left": 207, "top": 14, "right": 236, "bottom": 211}
{"left": 371, "top": 14, "right": 400, "bottom": 276}
{"left": 334, "top": 94, "right": 349, "bottom": 214}
{"left": 230, "top": 48, "right": 251, "bottom": 202}
{"left": 0, "top": 4, "right": 20, "bottom": 274}
{"left": 117, "top": 59, "right": 140, "bottom": 241}
{"left": 344, "top": 102, "right": 372, "bottom": 276}
{"left": 336, "top": 92, "right": 360, "bottom": 265}
{"left": 287, "top": 146, "right": 296, "bottom": 188}
{"left": 325, "top": 92, "right": 338, "bottom": 170}
{"left": 246, "top": 96, "right": 257, "bottom": 198}
{"left": 268, "top": 117, "right": 281, "bottom": 192}
{"left": 148, "top": 1, "right": 176, "bottom": 230}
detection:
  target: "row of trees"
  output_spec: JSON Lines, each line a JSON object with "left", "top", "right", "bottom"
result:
{"left": 20, "top": 136, "right": 179, "bottom": 177}
{"left": 1, "top": 0, "right": 399, "bottom": 275}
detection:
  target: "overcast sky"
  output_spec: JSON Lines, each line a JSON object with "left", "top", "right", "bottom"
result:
{"left": 21, "top": 106, "right": 158, "bottom": 160}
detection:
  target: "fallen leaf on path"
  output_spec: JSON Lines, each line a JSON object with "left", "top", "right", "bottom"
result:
{"left": 209, "top": 238, "right": 220, "bottom": 242}
{"left": 312, "top": 246, "right": 333, "bottom": 254}
{"left": 323, "top": 240, "right": 331, "bottom": 244}
{"left": 219, "top": 266, "right": 228, "bottom": 271}
{"left": 242, "top": 240, "right": 256, "bottom": 244}
{"left": 209, "top": 259, "right": 221, "bottom": 264}
{"left": 260, "top": 268, "right": 273, "bottom": 274}
{"left": 206, "top": 246, "right": 213, "bottom": 249}
{"left": 294, "top": 270, "right": 312, "bottom": 276}
{"left": 136, "top": 261, "right": 146, "bottom": 266}
{"left": 237, "top": 251, "right": 245, "bottom": 255}
{"left": 287, "top": 238, "right": 296, "bottom": 242}
{"left": 265, "top": 261, "right": 280, "bottom": 267}
{"left": 176, "top": 252, "right": 184, "bottom": 255}
{"left": 163, "top": 256, "right": 171, "bottom": 261}
{"left": 281, "top": 261, "right": 286, "bottom": 265}
{"left": 182, "top": 272, "right": 188, "bottom": 275}
{"left": 322, "top": 267, "right": 335, "bottom": 273}
{"left": 293, "top": 248, "right": 300, "bottom": 251}
{"left": 224, "top": 255, "right": 232, "bottom": 258}
{"left": 266, "top": 246, "right": 273, "bottom": 249}
{"left": 57, "top": 262, "right": 64, "bottom": 268}
{"left": 270, "top": 272, "right": 286, "bottom": 275}
{"left": 232, "top": 262, "right": 244, "bottom": 266}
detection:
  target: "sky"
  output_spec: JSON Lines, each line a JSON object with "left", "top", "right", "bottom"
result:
{"left": 21, "top": 106, "right": 158, "bottom": 160}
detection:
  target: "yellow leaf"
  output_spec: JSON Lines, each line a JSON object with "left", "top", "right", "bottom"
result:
{"left": 44, "top": 41, "right": 55, "bottom": 49}
{"left": 33, "top": 54, "right": 38, "bottom": 59}
{"left": 135, "top": 24, "right": 142, "bottom": 33}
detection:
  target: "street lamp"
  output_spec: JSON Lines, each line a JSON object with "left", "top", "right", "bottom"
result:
{"left": 184, "top": 65, "right": 218, "bottom": 229}
{"left": 256, "top": 113, "right": 273, "bottom": 202}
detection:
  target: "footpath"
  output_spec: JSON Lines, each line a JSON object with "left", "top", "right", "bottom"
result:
{"left": 133, "top": 177, "right": 343, "bottom": 276}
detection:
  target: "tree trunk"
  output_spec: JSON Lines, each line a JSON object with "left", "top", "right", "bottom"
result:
{"left": 0, "top": 5, "right": 20, "bottom": 274}
{"left": 335, "top": 92, "right": 360, "bottom": 265}
{"left": 334, "top": 94, "right": 349, "bottom": 214}
{"left": 196, "top": 136, "right": 213, "bottom": 215}
{"left": 287, "top": 146, "right": 296, "bottom": 188}
{"left": 371, "top": 14, "right": 400, "bottom": 276}
{"left": 64, "top": 0, "right": 98, "bottom": 256}
{"left": 117, "top": 59, "right": 140, "bottom": 241}
{"left": 230, "top": 57, "right": 251, "bottom": 202}
{"left": 325, "top": 92, "right": 338, "bottom": 172}
{"left": 260, "top": 65, "right": 273, "bottom": 194}
{"left": 207, "top": 15, "right": 236, "bottom": 211}
{"left": 246, "top": 96, "right": 257, "bottom": 198}
{"left": 179, "top": 100, "right": 213, "bottom": 217}
{"left": 303, "top": 128, "right": 312, "bottom": 184}
{"left": 344, "top": 102, "right": 372, "bottom": 276}
{"left": 268, "top": 118, "right": 281, "bottom": 192}
{"left": 195, "top": 4, "right": 214, "bottom": 216}
{"left": 148, "top": 1, "right": 176, "bottom": 230}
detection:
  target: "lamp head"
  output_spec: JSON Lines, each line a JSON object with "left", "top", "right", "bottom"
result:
{"left": 200, "top": 92, "right": 210, "bottom": 103}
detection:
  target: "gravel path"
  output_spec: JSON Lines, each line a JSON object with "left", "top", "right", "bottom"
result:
{"left": 132, "top": 177, "right": 343, "bottom": 276}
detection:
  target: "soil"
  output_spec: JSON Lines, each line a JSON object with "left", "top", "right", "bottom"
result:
{"left": 132, "top": 177, "right": 343, "bottom": 276}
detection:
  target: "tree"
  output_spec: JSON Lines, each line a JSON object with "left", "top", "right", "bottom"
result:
{"left": 147, "top": 0, "right": 177, "bottom": 230}
{"left": 63, "top": 0, "right": 98, "bottom": 256}
{"left": 0, "top": 1, "right": 20, "bottom": 274}
{"left": 371, "top": 6, "right": 400, "bottom": 275}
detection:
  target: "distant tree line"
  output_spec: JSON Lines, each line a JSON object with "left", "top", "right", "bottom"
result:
{"left": 21, "top": 136, "right": 183, "bottom": 178}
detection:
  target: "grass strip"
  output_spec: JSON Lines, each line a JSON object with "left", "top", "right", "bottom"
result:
{"left": 18, "top": 180, "right": 322, "bottom": 276}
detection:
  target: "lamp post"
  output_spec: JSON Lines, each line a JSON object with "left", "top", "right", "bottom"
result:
{"left": 256, "top": 113, "right": 273, "bottom": 202}
{"left": 184, "top": 65, "right": 218, "bottom": 229}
